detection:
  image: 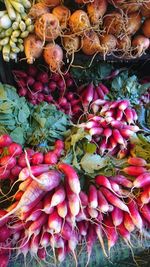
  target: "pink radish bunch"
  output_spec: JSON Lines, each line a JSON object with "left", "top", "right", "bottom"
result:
{"left": 79, "top": 99, "right": 139, "bottom": 156}
{"left": 0, "top": 134, "right": 64, "bottom": 183}
{"left": 12, "top": 67, "right": 82, "bottom": 118}
{"left": 0, "top": 155, "right": 150, "bottom": 266}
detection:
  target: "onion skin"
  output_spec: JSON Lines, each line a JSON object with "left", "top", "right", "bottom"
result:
{"left": 142, "top": 18, "right": 150, "bottom": 38}
{"left": 69, "top": 10, "right": 91, "bottom": 34}
{"left": 24, "top": 34, "right": 43, "bottom": 64}
{"left": 28, "top": 3, "right": 50, "bottom": 20}
{"left": 126, "top": 12, "right": 142, "bottom": 36}
{"left": 41, "top": 0, "right": 62, "bottom": 7}
{"left": 117, "top": 1, "right": 141, "bottom": 14}
{"left": 103, "top": 12, "right": 124, "bottom": 36}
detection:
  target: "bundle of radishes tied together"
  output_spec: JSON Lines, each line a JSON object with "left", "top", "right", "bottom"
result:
{"left": 79, "top": 98, "right": 139, "bottom": 157}
{"left": 0, "top": 134, "right": 150, "bottom": 267}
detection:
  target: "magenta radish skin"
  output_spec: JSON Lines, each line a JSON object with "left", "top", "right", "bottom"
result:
{"left": 133, "top": 173, "right": 150, "bottom": 188}
{"left": 103, "top": 128, "right": 112, "bottom": 142}
{"left": 0, "top": 134, "right": 12, "bottom": 147}
{"left": 40, "top": 232, "right": 51, "bottom": 247}
{"left": 0, "top": 156, "right": 16, "bottom": 169}
{"left": 95, "top": 175, "right": 112, "bottom": 190}
{"left": 124, "top": 213, "right": 135, "bottom": 232}
{"left": 117, "top": 223, "right": 130, "bottom": 241}
{"left": 48, "top": 210, "right": 62, "bottom": 234}
{"left": 109, "top": 175, "right": 132, "bottom": 188}
{"left": 30, "top": 234, "right": 40, "bottom": 255}
{"left": 111, "top": 207, "right": 123, "bottom": 226}
{"left": 26, "top": 201, "right": 43, "bottom": 221}
{"left": 37, "top": 247, "right": 46, "bottom": 260}
{"left": 119, "top": 129, "right": 133, "bottom": 138}
{"left": 31, "top": 152, "right": 44, "bottom": 165}
{"left": 0, "top": 210, "right": 9, "bottom": 228}
{"left": 79, "top": 191, "right": 88, "bottom": 207}
{"left": 127, "top": 157, "right": 147, "bottom": 167}
{"left": 57, "top": 200, "right": 68, "bottom": 218}
{"left": 82, "top": 83, "right": 94, "bottom": 110}
{"left": 88, "top": 185, "right": 98, "bottom": 209}
{"left": 30, "top": 170, "right": 61, "bottom": 191}
{"left": 28, "top": 213, "right": 48, "bottom": 234}
{"left": 123, "top": 166, "right": 147, "bottom": 176}
{"left": 89, "top": 127, "right": 103, "bottom": 136}
{"left": 43, "top": 191, "right": 54, "bottom": 214}
{"left": 8, "top": 143, "right": 22, "bottom": 156}
{"left": 58, "top": 163, "right": 81, "bottom": 195}
{"left": 104, "top": 217, "right": 118, "bottom": 251}
{"left": 140, "top": 204, "right": 150, "bottom": 223}
{"left": 19, "top": 165, "right": 50, "bottom": 181}
{"left": 67, "top": 189, "right": 80, "bottom": 217}
{"left": 112, "top": 129, "right": 125, "bottom": 146}
{"left": 86, "top": 226, "right": 97, "bottom": 266}
{"left": 116, "top": 110, "right": 123, "bottom": 121}
{"left": 51, "top": 186, "right": 66, "bottom": 207}
{"left": 97, "top": 190, "right": 109, "bottom": 213}
{"left": 11, "top": 166, "right": 22, "bottom": 178}
{"left": 96, "top": 86, "right": 105, "bottom": 99}
{"left": 118, "top": 100, "right": 130, "bottom": 111}
{"left": 95, "top": 224, "right": 108, "bottom": 257}
{"left": 124, "top": 108, "right": 134, "bottom": 124}
{"left": 0, "top": 168, "right": 10, "bottom": 180}
{"left": 101, "top": 187, "right": 129, "bottom": 213}
{"left": 99, "top": 83, "right": 109, "bottom": 94}
{"left": 0, "top": 225, "right": 11, "bottom": 242}
{"left": 44, "top": 151, "right": 58, "bottom": 165}
{"left": 140, "top": 188, "right": 150, "bottom": 204}
{"left": 0, "top": 254, "right": 10, "bottom": 267}
{"left": 127, "top": 200, "right": 143, "bottom": 230}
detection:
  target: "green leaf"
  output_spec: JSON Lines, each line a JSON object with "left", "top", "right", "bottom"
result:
{"left": 10, "top": 127, "right": 25, "bottom": 145}
{"left": 80, "top": 153, "right": 109, "bottom": 173}
{"left": 0, "top": 83, "right": 7, "bottom": 100}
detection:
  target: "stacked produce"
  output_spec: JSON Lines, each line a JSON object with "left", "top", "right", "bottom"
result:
{"left": 0, "top": 0, "right": 34, "bottom": 61}
{"left": 20, "top": 0, "right": 150, "bottom": 70}
{"left": 0, "top": 132, "right": 150, "bottom": 266}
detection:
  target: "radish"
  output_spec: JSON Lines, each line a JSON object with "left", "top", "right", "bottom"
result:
{"left": 54, "top": 140, "right": 64, "bottom": 157}
{"left": 14, "top": 191, "right": 24, "bottom": 201}
{"left": 103, "top": 217, "right": 118, "bottom": 252}
{"left": 116, "top": 110, "right": 123, "bottom": 121}
{"left": 124, "top": 213, "right": 135, "bottom": 232}
{"left": 0, "top": 135, "right": 12, "bottom": 147}
{"left": 51, "top": 185, "right": 66, "bottom": 207}
{"left": 103, "top": 128, "right": 112, "bottom": 142}
{"left": 40, "top": 231, "right": 51, "bottom": 248}
{"left": 117, "top": 223, "right": 131, "bottom": 243}
{"left": 88, "top": 185, "right": 98, "bottom": 209}
{"left": 8, "top": 143, "right": 22, "bottom": 156}
{"left": 119, "top": 129, "right": 133, "bottom": 138}
{"left": 111, "top": 207, "right": 123, "bottom": 227}
{"left": 26, "top": 201, "right": 43, "bottom": 221}
{"left": 58, "top": 163, "right": 81, "bottom": 195}
{"left": 37, "top": 247, "right": 46, "bottom": 260}
{"left": 127, "top": 200, "right": 143, "bottom": 230}
{"left": 28, "top": 213, "right": 48, "bottom": 235}
{"left": 101, "top": 187, "right": 129, "bottom": 213}
{"left": 61, "top": 221, "right": 72, "bottom": 240}
{"left": 44, "top": 151, "right": 58, "bottom": 165}
{"left": 95, "top": 175, "right": 112, "bottom": 190}
{"left": 18, "top": 165, "right": 50, "bottom": 181}
{"left": 87, "top": 207, "right": 98, "bottom": 218}
{"left": 79, "top": 191, "right": 88, "bottom": 207}
{"left": 97, "top": 190, "right": 109, "bottom": 213}
{"left": 99, "top": 83, "right": 109, "bottom": 94}
{"left": 112, "top": 129, "right": 125, "bottom": 146}
{"left": 81, "top": 83, "right": 94, "bottom": 111}
{"left": 11, "top": 166, "right": 22, "bottom": 178}
{"left": 0, "top": 254, "right": 10, "bottom": 267}
{"left": 67, "top": 188, "right": 80, "bottom": 217}
{"left": 124, "top": 108, "right": 134, "bottom": 124}
{"left": 86, "top": 225, "right": 97, "bottom": 267}
{"left": 109, "top": 175, "right": 132, "bottom": 188}
{"left": 31, "top": 152, "right": 44, "bottom": 165}
{"left": 133, "top": 172, "right": 150, "bottom": 188}
{"left": 118, "top": 100, "right": 130, "bottom": 111}
{"left": 0, "top": 167, "right": 10, "bottom": 180}
{"left": 0, "top": 156, "right": 16, "bottom": 169}
{"left": 123, "top": 166, "right": 147, "bottom": 176}
{"left": 95, "top": 224, "right": 108, "bottom": 257}
{"left": 0, "top": 225, "right": 11, "bottom": 242}
{"left": 48, "top": 210, "right": 62, "bottom": 234}
{"left": 89, "top": 127, "right": 103, "bottom": 136}
{"left": 96, "top": 86, "right": 105, "bottom": 99}
{"left": 57, "top": 200, "right": 68, "bottom": 218}
{"left": 43, "top": 191, "right": 54, "bottom": 214}
{"left": 140, "top": 204, "right": 150, "bottom": 223}
{"left": 0, "top": 210, "right": 9, "bottom": 228}
{"left": 77, "top": 221, "right": 88, "bottom": 236}
{"left": 127, "top": 157, "right": 147, "bottom": 167}
{"left": 140, "top": 188, "right": 150, "bottom": 205}
{"left": 30, "top": 234, "right": 41, "bottom": 256}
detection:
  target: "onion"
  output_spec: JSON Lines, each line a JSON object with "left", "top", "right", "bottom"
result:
{"left": 142, "top": 18, "right": 150, "bottom": 38}
{"left": 117, "top": 1, "right": 142, "bottom": 14}
{"left": 52, "top": 5, "right": 71, "bottom": 30}
{"left": 62, "top": 34, "right": 81, "bottom": 54}
{"left": 87, "top": 0, "right": 108, "bottom": 25}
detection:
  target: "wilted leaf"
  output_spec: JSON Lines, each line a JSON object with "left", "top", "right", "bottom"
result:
{"left": 80, "top": 153, "right": 109, "bottom": 173}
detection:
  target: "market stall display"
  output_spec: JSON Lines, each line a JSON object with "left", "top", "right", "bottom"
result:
{"left": 0, "top": 1, "right": 150, "bottom": 267}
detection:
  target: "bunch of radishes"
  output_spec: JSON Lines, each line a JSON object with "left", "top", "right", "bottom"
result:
{"left": 0, "top": 156, "right": 149, "bottom": 266}
{"left": 0, "top": 134, "right": 64, "bottom": 183}
{"left": 79, "top": 99, "right": 139, "bottom": 156}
